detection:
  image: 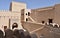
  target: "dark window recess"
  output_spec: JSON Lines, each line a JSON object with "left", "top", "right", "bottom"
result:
{"left": 12, "top": 23, "right": 18, "bottom": 29}
{"left": 4, "top": 26, "right": 7, "bottom": 30}
{"left": 26, "top": 13, "right": 27, "bottom": 15}
{"left": 42, "top": 21, "right": 45, "bottom": 24}
{"left": 48, "top": 19, "right": 53, "bottom": 23}
{"left": 28, "top": 12, "right": 30, "bottom": 16}
{"left": 26, "top": 18, "right": 28, "bottom": 21}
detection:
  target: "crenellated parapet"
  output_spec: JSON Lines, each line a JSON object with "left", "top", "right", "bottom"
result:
{"left": 0, "top": 10, "right": 10, "bottom": 12}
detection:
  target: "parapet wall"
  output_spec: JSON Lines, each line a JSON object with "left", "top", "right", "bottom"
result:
{"left": 0, "top": 10, "right": 9, "bottom": 12}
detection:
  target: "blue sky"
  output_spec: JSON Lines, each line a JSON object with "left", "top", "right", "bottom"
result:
{"left": 0, "top": 0, "right": 60, "bottom": 10}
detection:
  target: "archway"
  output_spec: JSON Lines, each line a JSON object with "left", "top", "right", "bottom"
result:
{"left": 12, "top": 23, "right": 18, "bottom": 29}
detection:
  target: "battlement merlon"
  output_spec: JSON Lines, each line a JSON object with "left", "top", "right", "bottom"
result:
{"left": 0, "top": 11, "right": 21, "bottom": 17}
{"left": 9, "top": 1, "right": 27, "bottom": 12}
{"left": 0, "top": 10, "right": 9, "bottom": 12}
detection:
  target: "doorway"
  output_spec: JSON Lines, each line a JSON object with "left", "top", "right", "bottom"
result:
{"left": 12, "top": 23, "right": 18, "bottom": 29}
{"left": 48, "top": 19, "right": 53, "bottom": 23}
{"left": 4, "top": 26, "right": 7, "bottom": 30}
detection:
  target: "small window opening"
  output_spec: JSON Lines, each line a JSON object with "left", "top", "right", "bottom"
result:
{"left": 42, "top": 21, "right": 45, "bottom": 24}
{"left": 26, "top": 18, "right": 28, "bottom": 21}
{"left": 26, "top": 13, "right": 27, "bottom": 15}
{"left": 28, "top": 12, "right": 30, "bottom": 16}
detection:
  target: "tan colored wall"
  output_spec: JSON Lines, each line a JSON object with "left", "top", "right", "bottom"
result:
{"left": 30, "top": 10, "right": 37, "bottom": 22}
{"left": 54, "top": 4, "right": 60, "bottom": 25}
{"left": 31, "top": 4, "right": 60, "bottom": 25}
{"left": 10, "top": 1, "right": 26, "bottom": 12}
{"left": 31, "top": 8, "right": 54, "bottom": 23}
{"left": 24, "top": 9, "right": 31, "bottom": 21}
{"left": 0, "top": 16, "right": 9, "bottom": 29}
{"left": 0, "top": 11, "right": 20, "bottom": 16}
{"left": 21, "top": 9, "right": 31, "bottom": 22}
{"left": 0, "top": 11, "right": 23, "bottom": 30}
